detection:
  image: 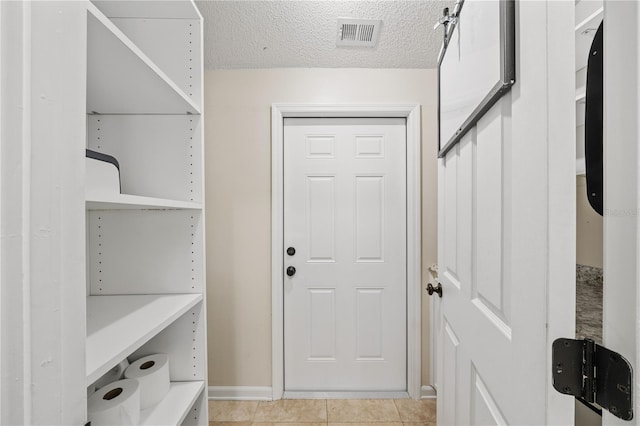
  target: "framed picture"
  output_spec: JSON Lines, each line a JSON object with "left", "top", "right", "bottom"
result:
{"left": 438, "top": 0, "right": 516, "bottom": 157}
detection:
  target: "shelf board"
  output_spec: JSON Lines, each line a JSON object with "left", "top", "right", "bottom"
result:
{"left": 87, "top": 4, "right": 200, "bottom": 114}
{"left": 86, "top": 193, "right": 202, "bottom": 210}
{"left": 86, "top": 294, "right": 202, "bottom": 384}
{"left": 575, "top": 7, "right": 603, "bottom": 72}
{"left": 92, "top": 0, "right": 202, "bottom": 20}
{"left": 140, "top": 381, "right": 204, "bottom": 425}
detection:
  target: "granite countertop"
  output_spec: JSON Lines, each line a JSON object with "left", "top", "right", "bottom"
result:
{"left": 576, "top": 264, "right": 603, "bottom": 344}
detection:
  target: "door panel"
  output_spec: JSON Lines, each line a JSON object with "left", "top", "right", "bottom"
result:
{"left": 308, "top": 288, "right": 336, "bottom": 360}
{"left": 284, "top": 117, "right": 406, "bottom": 391}
{"left": 440, "top": 320, "right": 461, "bottom": 426}
{"left": 306, "top": 176, "right": 335, "bottom": 262}
{"left": 355, "top": 176, "right": 385, "bottom": 262}
{"left": 439, "top": 133, "right": 474, "bottom": 426}
{"left": 475, "top": 105, "right": 507, "bottom": 325}
{"left": 355, "top": 288, "right": 384, "bottom": 359}
{"left": 471, "top": 366, "right": 508, "bottom": 426}
{"left": 474, "top": 102, "right": 511, "bottom": 336}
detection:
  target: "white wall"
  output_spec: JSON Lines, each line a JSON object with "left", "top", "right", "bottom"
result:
{"left": 576, "top": 175, "right": 603, "bottom": 268}
{"left": 204, "top": 68, "right": 438, "bottom": 389}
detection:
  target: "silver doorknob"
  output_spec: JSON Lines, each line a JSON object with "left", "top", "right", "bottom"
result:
{"left": 427, "top": 283, "right": 442, "bottom": 298}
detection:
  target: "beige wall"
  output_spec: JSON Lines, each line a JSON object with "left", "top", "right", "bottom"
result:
{"left": 576, "top": 175, "right": 603, "bottom": 268}
{"left": 204, "top": 68, "right": 438, "bottom": 389}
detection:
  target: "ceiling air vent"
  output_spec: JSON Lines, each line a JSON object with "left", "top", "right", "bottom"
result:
{"left": 336, "top": 18, "right": 381, "bottom": 47}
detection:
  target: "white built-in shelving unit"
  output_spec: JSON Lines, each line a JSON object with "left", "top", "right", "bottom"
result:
{"left": 575, "top": 1, "right": 603, "bottom": 176}
{"left": 85, "top": 1, "right": 207, "bottom": 424}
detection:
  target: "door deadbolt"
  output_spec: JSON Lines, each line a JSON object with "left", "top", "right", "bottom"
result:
{"left": 286, "top": 266, "right": 296, "bottom": 277}
{"left": 427, "top": 282, "right": 442, "bottom": 298}
{"left": 287, "top": 247, "right": 296, "bottom": 256}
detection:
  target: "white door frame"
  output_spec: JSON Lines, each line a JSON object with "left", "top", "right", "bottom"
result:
{"left": 271, "top": 104, "right": 422, "bottom": 400}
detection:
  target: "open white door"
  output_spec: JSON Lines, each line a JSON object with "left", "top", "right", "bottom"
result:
{"left": 436, "top": 1, "right": 576, "bottom": 424}
{"left": 602, "top": 2, "right": 640, "bottom": 424}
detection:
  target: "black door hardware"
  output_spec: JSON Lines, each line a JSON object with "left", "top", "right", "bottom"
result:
{"left": 426, "top": 283, "right": 442, "bottom": 298}
{"left": 585, "top": 21, "right": 603, "bottom": 216}
{"left": 287, "top": 247, "right": 296, "bottom": 256}
{"left": 286, "top": 266, "right": 296, "bottom": 277}
{"left": 553, "top": 338, "right": 633, "bottom": 421}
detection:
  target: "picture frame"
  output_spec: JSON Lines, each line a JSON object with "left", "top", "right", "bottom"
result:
{"left": 438, "top": 0, "right": 516, "bottom": 157}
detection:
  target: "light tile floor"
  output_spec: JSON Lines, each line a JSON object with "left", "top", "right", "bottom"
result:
{"left": 209, "top": 399, "right": 436, "bottom": 426}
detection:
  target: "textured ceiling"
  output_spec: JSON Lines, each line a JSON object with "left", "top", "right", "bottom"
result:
{"left": 195, "top": 1, "right": 451, "bottom": 69}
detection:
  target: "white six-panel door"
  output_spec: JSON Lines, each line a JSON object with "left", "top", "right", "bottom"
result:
{"left": 436, "top": 1, "right": 576, "bottom": 424}
{"left": 283, "top": 117, "right": 407, "bottom": 392}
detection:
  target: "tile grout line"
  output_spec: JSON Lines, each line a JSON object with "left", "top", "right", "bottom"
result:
{"left": 392, "top": 398, "right": 402, "bottom": 423}
{"left": 251, "top": 400, "right": 259, "bottom": 422}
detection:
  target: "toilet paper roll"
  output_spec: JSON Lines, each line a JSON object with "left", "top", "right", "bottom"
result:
{"left": 124, "top": 354, "right": 170, "bottom": 409}
{"left": 88, "top": 379, "right": 140, "bottom": 426}
{"left": 91, "top": 359, "right": 130, "bottom": 394}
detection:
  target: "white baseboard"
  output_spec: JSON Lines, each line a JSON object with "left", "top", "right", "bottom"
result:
{"left": 208, "top": 386, "right": 273, "bottom": 401}
{"left": 209, "top": 385, "right": 433, "bottom": 401}
{"left": 284, "top": 391, "right": 410, "bottom": 399}
{"left": 421, "top": 385, "right": 437, "bottom": 399}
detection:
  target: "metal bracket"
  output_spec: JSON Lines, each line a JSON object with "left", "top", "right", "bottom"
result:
{"left": 433, "top": 3, "right": 459, "bottom": 46}
{"left": 553, "top": 338, "right": 633, "bottom": 421}
{"left": 433, "top": 7, "right": 453, "bottom": 31}
{"left": 433, "top": 0, "right": 464, "bottom": 47}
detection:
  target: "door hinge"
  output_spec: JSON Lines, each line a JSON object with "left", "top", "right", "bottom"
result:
{"left": 553, "top": 338, "right": 633, "bottom": 421}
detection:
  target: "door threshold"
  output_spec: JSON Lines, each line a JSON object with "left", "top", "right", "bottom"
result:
{"left": 283, "top": 391, "right": 410, "bottom": 399}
